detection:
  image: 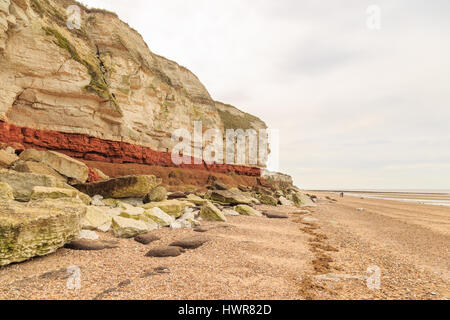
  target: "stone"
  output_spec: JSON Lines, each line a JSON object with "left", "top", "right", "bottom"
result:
{"left": 0, "top": 169, "right": 72, "bottom": 201}
{"left": 76, "top": 175, "right": 161, "bottom": 198}
{"left": 167, "top": 192, "right": 187, "bottom": 200}
{"left": 143, "top": 186, "right": 167, "bottom": 203}
{"left": 0, "top": 182, "right": 13, "bottom": 201}
{"left": 134, "top": 233, "right": 160, "bottom": 245}
{"left": 206, "top": 189, "right": 253, "bottom": 205}
{"left": 303, "top": 217, "right": 318, "bottom": 223}
{"left": 91, "top": 195, "right": 105, "bottom": 206}
{"left": 77, "top": 230, "right": 99, "bottom": 240}
{"left": 234, "top": 205, "right": 263, "bottom": 217}
{"left": 293, "top": 210, "right": 310, "bottom": 215}
{"left": 257, "top": 194, "right": 279, "bottom": 206}
{"left": 263, "top": 211, "right": 289, "bottom": 219}
{"left": 279, "top": 196, "right": 294, "bottom": 206}
{"left": 143, "top": 207, "right": 175, "bottom": 227}
{"left": 141, "top": 199, "right": 189, "bottom": 218}
{"left": 119, "top": 206, "right": 145, "bottom": 219}
{"left": 212, "top": 181, "right": 228, "bottom": 190}
{"left": 145, "top": 246, "right": 185, "bottom": 258}
{"left": 186, "top": 194, "right": 207, "bottom": 206}
{"left": 200, "top": 201, "right": 227, "bottom": 222}
{"left": 111, "top": 216, "right": 153, "bottom": 238}
{"left": 65, "top": 239, "right": 119, "bottom": 251}
{"left": 293, "top": 192, "right": 317, "bottom": 207}
{"left": 223, "top": 208, "right": 240, "bottom": 216}
{"left": 170, "top": 236, "right": 209, "bottom": 249}
{"left": 0, "top": 149, "right": 18, "bottom": 168}
{"left": 20, "top": 150, "right": 89, "bottom": 183}
{"left": 30, "top": 186, "right": 91, "bottom": 205}
{"left": 11, "top": 160, "right": 66, "bottom": 182}
{"left": 0, "top": 200, "right": 86, "bottom": 266}
{"left": 82, "top": 206, "right": 112, "bottom": 231}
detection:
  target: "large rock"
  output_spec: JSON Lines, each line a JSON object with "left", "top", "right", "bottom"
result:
{"left": 0, "top": 200, "right": 86, "bottom": 266}
{"left": 141, "top": 199, "right": 189, "bottom": 218}
{"left": 234, "top": 205, "right": 263, "bottom": 217}
{"left": 82, "top": 206, "right": 112, "bottom": 231}
{"left": 76, "top": 175, "right": 161, "bottom": 198}
{"left": 0, "top": 150, "right": 18, "bottom": 168}
{"left": 170, "top": 236, "right": 209, "bottom": 249}
{"left": 145, "top": 246, "right": 185, "bottom": 257}
{"left": 143, "top": 186, "right": 167, "bottom": 203}
{"left": 186, "top": 194, "right": 208, "bottom": 206}
{"left": 206, "top": 190, "right": 253, "bottom": 205}
{"left": 11, "top": 160, "right": 66, "bottom": 182}
{"left": 30, "top": 186, "right": 91, "bottom": 205}
{"left": 20, "top": 150, "right": 89, "bottom": 183}
{"left": 200, "top": 202, "right": 227, "bottom": 222}
{"left": 0, "top": 182, "right": 13, "bottom": 201}
{"left": 143, "top": 207, "right": 175, "bottom": 227}
{"left": 0, "top": 169, "right": 72, "bottom": 201}
{"left": 257, "top": 194, "right": 278, "bottom": 206}
{"left": 111, "top": 216, "right": 154, "bottom": 238}
{"left": 292, "top": 192, "right": 317, "bottom": 207}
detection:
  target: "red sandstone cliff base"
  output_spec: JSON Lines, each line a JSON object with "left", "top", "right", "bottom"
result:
{"left": 0, "top": 121, "right": 261, "bottom": 177}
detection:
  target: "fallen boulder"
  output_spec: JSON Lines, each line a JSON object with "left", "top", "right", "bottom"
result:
{"left": 206, "top": 189, "right": 253, "bottom": 205}
{"left": 30, "top": 186, "right": 91, "bottom": 205}
{"left": 234, "top": 205, "right": 263, "bottom": 217}
{"left": 143, "top": 186, "right": 167, "bottom": 203}
{"left": 20, "top": 150, "right": 89, "bottom": 183}
{"left": 141, "top": 199, "right": 189, "bottom": 218}
{"left": 143, "top": 207, "right": 175, "bottom": 227}
{"left": 11, "top": 161, "right": 66, "bottom": 182}
{"left": 111, "top": 216, "right": 154, "bottom": 238}
{"left": 0, "top": 200, "right": 86, "bottom": 266}
{"left": 292, "top": 192, "right": 317, "bottom": 207}
{"left": 200, "top": 201, "right": 227, "bottom": 222}
{"left": 0, "top": 169, "right": 72, "bottom": 201}
{"left": 76, "top": 175, "right": 161, "bottom": 198}
{"left": 82, "top": 206, "right": 112, "bottom": 231}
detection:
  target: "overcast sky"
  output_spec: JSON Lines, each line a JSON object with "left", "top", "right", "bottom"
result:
{"left": 82, "top": 0, "right": 450, "bottom": 190}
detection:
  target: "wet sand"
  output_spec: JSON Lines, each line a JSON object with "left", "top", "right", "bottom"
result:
{"left": 0, "top": 196, "right": 448, "bottom": 300}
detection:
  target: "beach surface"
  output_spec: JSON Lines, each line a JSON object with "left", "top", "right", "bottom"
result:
{"left": 0, "top": 195, "right": 448, "bottom": 300}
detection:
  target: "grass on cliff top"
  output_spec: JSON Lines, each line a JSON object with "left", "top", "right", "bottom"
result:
{"left": 42, "top": 26, "right": 122, "bottom": 115}
{"left": 217, "top": 108, "right": 261, "bottom": 131}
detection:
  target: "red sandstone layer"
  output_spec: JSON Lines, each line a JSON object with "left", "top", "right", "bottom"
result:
{"left": 0, "top": 121, "right": 261, "bottom": 177}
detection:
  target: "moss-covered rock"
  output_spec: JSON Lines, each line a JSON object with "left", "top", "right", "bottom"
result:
{"left": 30, "top": 186, "right": 91, "bottom": 205}
{"left": 0, "top": 169, "right": 73, "bottom": 202}
{"left": 82, "top": 206, "right": 112, "bottom": 231}
{"left": 200, "top": 201, "right": 227, "bottom": 222}
{"left": 206, "top": 189, "right": 253, "bottom": 205}
{"left": 143, "top": 186, "right": 167, "bottom": 203}
{"left": 111, "top": 216, "right": 154, "bottom": 238}
{"left": 0, "top": 199, "right": 86, "bottom": 266}
{"left": 141, "top": 199, "right": 188, "bottom": 218}
{"left": 142, "top": 207, "right": 175, "bottom": 227}
{"left": 76, "top": 175, "right": 161, "bottom": 198}
{"left": 234, "top": 205, "right": 263, "bottom": 217}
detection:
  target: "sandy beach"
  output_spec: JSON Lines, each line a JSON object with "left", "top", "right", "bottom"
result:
{"left": 0, "top": 195, "right": 448, "bottom": 300}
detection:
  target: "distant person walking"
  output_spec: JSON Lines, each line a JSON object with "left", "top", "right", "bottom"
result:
{"left": 340, "top": 192, "right": 344, "bottom": 198}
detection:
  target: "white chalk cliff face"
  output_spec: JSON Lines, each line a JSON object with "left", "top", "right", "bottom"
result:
{"left": 0, "top": 0, "right": 267, "bottom": 162}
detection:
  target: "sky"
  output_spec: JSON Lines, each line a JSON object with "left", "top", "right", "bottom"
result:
{"left": 81, "top": 0, "right": 450, "bottom": 190}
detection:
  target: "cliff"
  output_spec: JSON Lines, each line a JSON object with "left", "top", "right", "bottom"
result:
{"left": 0, "top": 0, "right": 267, "bottom": 175}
